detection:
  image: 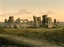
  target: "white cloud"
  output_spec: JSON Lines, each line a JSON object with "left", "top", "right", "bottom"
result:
{"left": 37, "top": 10, "right": 55, "bottom": 15}
{"left": 0, "top": 9, "right": 33, "bottom": 17}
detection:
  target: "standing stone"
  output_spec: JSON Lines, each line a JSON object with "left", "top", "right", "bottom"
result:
{"left": 33, "top": 16, "right": 39, "bottom": 27}
{"left": 17, "top": 18, "right": 21, "bottom": 25}
{"left": 25, "top": 20, "right": 30, "bottom": 27}
{"left": 5, "top": 19, "right": 7, "bottom": 23}
{"left": 42, "top": 15, "right": 48, "bottom": 27}
{"left": 20, "top": 19, "right": 29, "bottom": 28}
{"left": 7, "top": 16, "right": 14, "bottom": 28}
{"left": 57, "top": 21, "right": 59, "bottom": 26}
{"left": 4, "top": 19, "right": 7, "bottom": 27}
{"left": 54, "top": 19, "right": 57, "bottom": 25}
{"left": 29, "top": 20, "right": 34, "bottom": 27}
{"left": 37, "top": 17, "right": 42, "bottom": 27}
{"left": 54, "top": 19, "right": 57, "bottom": 27}
{"left": 47, "top": 17, "right": 53, "bottom": 28}
{"left": 15, "top": 18, "right": 21, "bottom": 28}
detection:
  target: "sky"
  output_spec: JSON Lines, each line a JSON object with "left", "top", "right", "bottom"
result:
{"left": 0, "top": 0, "right": 64, "bottom": 22}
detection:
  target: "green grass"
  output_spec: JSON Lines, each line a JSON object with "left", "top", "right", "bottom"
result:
{"left": 0, "top": 36, "right": 33, "bottom": 47}
{"left": 0, "top": 27, "right": 64, "bottom": 46}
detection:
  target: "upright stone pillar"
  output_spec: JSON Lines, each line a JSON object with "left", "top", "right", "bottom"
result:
{"left": 37, "top": 17, "right": 42, "bottom": 27}
{"left": 8, "top": 16, "right": 14, "bottom": 28}
{"left": 15, "top": 18, "right": 21, "bottom": 28}
{"left": 42, "top": 15, "right": 48, "bottom": 27}
{"left": 17, "top": 18, "right": 21, "bottom": 25}
{"left": 54, "top": 19, "right": 57, "bottom": 27}
{"left": 57, "top": 21, "right": 59, "bottom": 26}
{"left": 4, "top": 19, "right": 8, "bottom": 27}
{"left": 30, "top": 20, "right": 34, "bottom": 27}
{"left": 54, "top": 19, "right": 57, "bottom": 25}
{"left": 33, "top": 16, "right": 39, "bottom": 27}
{"left": 47, "top": 17, "right": 53, "bottom": 28}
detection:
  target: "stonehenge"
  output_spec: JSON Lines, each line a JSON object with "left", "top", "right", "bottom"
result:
{"left": 4, "top": 15, "right": 59, "bottom": 28}
{"left": 33, "top": 15, "right": 59, "bottom": 28}
{"left": 4, "top": 16, "right": 32, "bottom": 28}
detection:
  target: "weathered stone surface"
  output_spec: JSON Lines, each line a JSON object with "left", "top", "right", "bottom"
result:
{"left": 33, "top": 16, "right": 41, "bottom": 27}
{"left": 54, "top": 19, "right": 57, "bottom": 25}
{"left": 14, "top": 18, "right": 21, "bottom": 29}
{"left": 57, "top": 21, "right": 60, "bottom": 26}
{"left": 4, "top": 19, "right": 8, "bottom": 27}
{"left": 42, "top": 15, "right": 48, "bottom": 27}
{"left": 5, "top": 19, "right": 7, "bottom": 23}
{"left": 8, "top": 16, "right": 14, "bottom": 28}
{"left": 29, "top": 20, "right": 34, "bottom": 27}
{"left": 33, "top": 16, "right": 39, "bottom": 27}
{"left": 4, "top": 16, "right": 14, "bottom": 28}
{"left": 37, "top": 17, "right": 42, "bottom": 27}
{"left": 53, "top": 19, "right": 57, "bottom": 28}
{"left": 47, "top": 17, "right": 53, "bottom": 28}
{"left": 4, "top": 15, "right": 59, "bottom": 28}
{"left": 20, "top": 19, "right": 30, "bottom": 29}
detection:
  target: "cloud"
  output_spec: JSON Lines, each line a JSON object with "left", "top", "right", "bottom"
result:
{"left": 0, "top": 10, "right": 56, "bottom": 18}
{"left": 37, "top": 12, "right": 45, "bottom": 14}
{"left": 46, "top": 10, "right": 54, "bottom": 14}
{"left": 18, "top": 9, "right": 33, "bottom": 14}
{"left": 0, "top": 9, "right": 33, "bottom": 17}
{"left": 37, "top": 10, "right": 55, "bottom": 15}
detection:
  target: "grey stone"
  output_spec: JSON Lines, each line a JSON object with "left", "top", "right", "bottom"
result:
{"left": 47, "top": 17, "right": 53, "bottom": 28}
{"left": 42, "top": 15, "right": 48, "bottom": 27}
{"left": 33, "top": 16, "right": 41, "bottom": 27}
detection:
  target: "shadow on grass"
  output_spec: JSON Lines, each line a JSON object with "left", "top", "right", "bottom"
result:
{"left": 0, "top": 37, "right": 33, "bottom": 47}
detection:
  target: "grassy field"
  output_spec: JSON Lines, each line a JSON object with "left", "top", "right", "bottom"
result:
{"left": 0, "top": 27, "right": 64, "bottom": 47}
